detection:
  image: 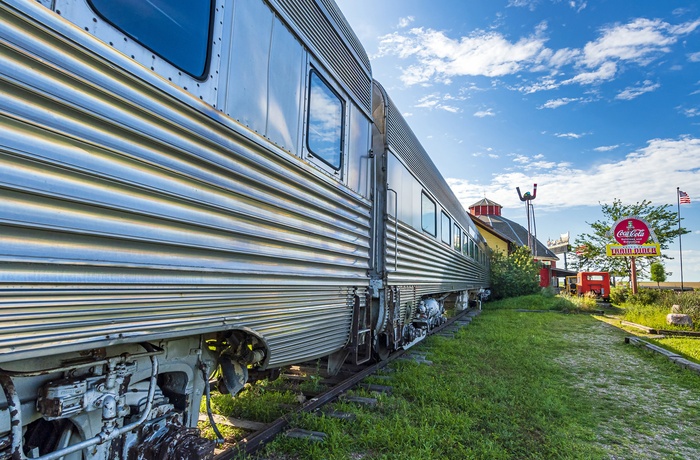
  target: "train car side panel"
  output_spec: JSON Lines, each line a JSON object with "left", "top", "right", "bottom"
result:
{"left": 0, "top": 0, "right": 372, "bottom": 366}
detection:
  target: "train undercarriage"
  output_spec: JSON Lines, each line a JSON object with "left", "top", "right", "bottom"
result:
{"left": 0, "top": 289, "right": 480, "bottom": 460}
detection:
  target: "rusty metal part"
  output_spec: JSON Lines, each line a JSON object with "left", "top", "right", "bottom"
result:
{"left": 0, "top": 374, "right": 22, "bottom": 460}
{"left": 137, "top": 425, "right": 215, "bottom": 460}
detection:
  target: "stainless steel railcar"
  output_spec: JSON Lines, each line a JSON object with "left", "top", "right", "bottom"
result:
{"left": 0, "top": 0, "right": 488, "bottom": 458}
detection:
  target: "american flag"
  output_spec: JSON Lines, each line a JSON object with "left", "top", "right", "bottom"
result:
{"left": 679, "top": 190, "right": 691, "bottom": 204}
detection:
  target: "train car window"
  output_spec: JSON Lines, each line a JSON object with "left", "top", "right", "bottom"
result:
{"left": 453, "top": 224, "right": 461, "bottom": 251}
{"left": 421, "top": 192, "right": 436, "bottom": 236}
{"left": 307, "top": 71, "right": 344, "bottom": 170}
{"left": 462, "top": 233, "right": 469, "bottom": 256}
{"left": 88, "top": 0, "right": 213, "bottom": 79}
{"left": 469, "top": 239, "right": 475, "bottom": 258}
{"left": 440, "top": 212, "right": 451, "bottom": 244}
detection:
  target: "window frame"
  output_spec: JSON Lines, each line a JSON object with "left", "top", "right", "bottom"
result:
{"left": 87, "top": 0, "right": 215, "bottom": 80}
{"left": 421, "top": 192, "right": 437, "bottom": 237}
{"left": 440, "top": 211, "right": 451, "bottom": 245}
{"left": 305, "top": 69, "right": 346, "bottom": 172}
{"left": 453, "top": 224, "right": 462, "bottom": 251}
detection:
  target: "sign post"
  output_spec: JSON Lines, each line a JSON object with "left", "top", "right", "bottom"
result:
{"left": 547, "top": 232, "right": 570, "bottom": 269}
{"left": 605, "top": 216, "right": 660, "bottom": 294}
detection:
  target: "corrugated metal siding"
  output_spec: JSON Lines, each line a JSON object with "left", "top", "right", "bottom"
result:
{"left": 374, "top": 81, "right": 489, "bottom": 298}
{"left": 271, "top": 0, "right": 372, "bottom": 114}
{"left": 386, "top": 219, "right": 488, "bottom": 291}
{"left": 317, "top": 0, "right": 371, "bottom": 70}
{"left": 0, "top": 2, "right": 370, "bottom": 366}
{"left": 384, "top": 92, "right": 478, "bottom": 237}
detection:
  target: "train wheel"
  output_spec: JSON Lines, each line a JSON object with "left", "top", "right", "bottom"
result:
{"left": 374, "top": 333, "right": 391, "bottom": 361}
{"left": 24, "top": 419, "right": 85, "bottom": 459}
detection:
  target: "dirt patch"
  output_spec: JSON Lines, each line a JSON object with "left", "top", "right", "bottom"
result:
{"left": 554, "top": 320, "right": 700, "bottom": 459}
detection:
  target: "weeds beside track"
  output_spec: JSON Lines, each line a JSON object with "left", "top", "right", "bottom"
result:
{"left": 205, "top": 296, "right": 700, "bottom": 459}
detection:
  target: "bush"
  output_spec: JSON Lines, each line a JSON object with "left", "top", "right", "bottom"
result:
{"left": 557, "top": 292, "right": 599, "bottom": 312}
{"left": 609, "top": 285, "right": 628, "bottom": 305}
{"left": 489, "top": 246, "right": 540, "bottom": 300}
{"left": 626, "top": 288, "right": 662, "bottom": 305}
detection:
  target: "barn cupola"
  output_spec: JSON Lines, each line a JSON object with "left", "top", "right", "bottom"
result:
{"left": 469, "top": 198, "right": 502, "bottom": 217}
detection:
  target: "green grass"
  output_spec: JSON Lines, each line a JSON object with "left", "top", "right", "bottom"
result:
{"left": 622, "top": 303, "right": 700, "bottom": 332}
{"left": 481, "top": 293, "right": 566, "bottom": 311}
{"left": 648, "top": 337, "right": 700, "bottom": 364}
{"left": 486, "top": 292, "right": 607, "bottom": 313}
{"left": 607, "top": 290, "right": 699, "bottom": 365}
{"left": 203, "top": 379, "right": 301, "bottom": 423}
{"left": 248, "top": 295, "right": 700, "bottom": 459}
{"left": 619, "top": 289, "right": 700, "bottom": 332}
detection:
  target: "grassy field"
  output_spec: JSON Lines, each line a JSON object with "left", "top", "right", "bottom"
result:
{"left": 215, "top": 295, "right": 700, "bottom": 459}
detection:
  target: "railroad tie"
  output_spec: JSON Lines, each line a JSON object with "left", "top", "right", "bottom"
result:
{"left": 284, "top": 428, "right": 327, "bottom": 442}
{"left": 399, "top": 352, "right": 433, "bottom": 365}
{"left": 359, "top": 383, "right": 393, "bottom": 394}
{"left": 318, "top": 408, "right": 357, "bottom": 421}
{"left": 341, "top": 395, "right": 378, "bottom": 406}
{"left": 624, "top": 336, "right": 700, "bottom": 376}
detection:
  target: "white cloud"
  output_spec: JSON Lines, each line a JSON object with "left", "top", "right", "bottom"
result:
{"left": 398, "top": 16, "right": 414, "bottom": 28}
{"left": 375, "top": 27, "right": 549, "bottom": 85}
{"left": 508, "top": 0, "right": 539, "bottom": 11}
{"left": 474, "top": 108, "right": 495, "bottom": 117}
{"left": 682, "top": 107, "right": 700, "bottom": 117}
{"left": 516, "top": 76, "right": 563, "bottom": 94}
{"left": 376, "top": 15, "right": 700, "bottom": 93}
{"left": 446, "top": 136, "right": 700, "bottom": 211}
{"left": 375, "top": 16, "right": 700, "bottom": 93}
{"left": 564, "top": 18, "right": 700, "bottom": 85}
{"left": 414, "top": 93, "right": 462, "bottom": 112}
{"left": 615, "top": 80, "right": 661, "bottom": 100}
{"left": 548, "top": 48, "right": 581, "bottom": 67}
{"left": 569, "top": 1, "right": 587, "bottom": 13}
{"left": 566, "top": 61, "right": 618, "bottom": 85}
{"left": 594, "top": 145, "right": 620, "bottom": 152}
{"left": 540, "top": 97, "right": 579, "bottom": 109}
{"left": 581, "top": 19, "right": 677, "bottom": 68}
{"left": 555, "top": 132, "right": 587, "bottom": 139}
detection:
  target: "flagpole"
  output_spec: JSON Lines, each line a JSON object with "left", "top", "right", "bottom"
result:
{"left": 677, "top": 187, "right": 684, "bottom": 292}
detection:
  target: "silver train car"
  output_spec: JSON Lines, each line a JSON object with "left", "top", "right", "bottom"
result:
{"left": 0, "top": 0, "right": 489, "bottom": 458}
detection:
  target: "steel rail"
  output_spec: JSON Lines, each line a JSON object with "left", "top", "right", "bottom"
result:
{"left": 214, "top": 308, "right": 474, "bottom": 458}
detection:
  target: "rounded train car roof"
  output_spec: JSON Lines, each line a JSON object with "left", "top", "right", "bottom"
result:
{"left": 373, "top": 80, "right": 485, "bottom": 244}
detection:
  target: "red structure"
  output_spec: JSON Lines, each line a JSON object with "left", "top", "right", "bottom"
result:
{"left": 576, "top": 272, "right": 610, "bottom": 301}
{"left": 469, "top": 198, "right": 576, "bottom": 289}
{"left": 469, "top": 198, "right": 503, "bottom": 217}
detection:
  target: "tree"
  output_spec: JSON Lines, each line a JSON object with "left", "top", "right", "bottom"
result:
{"left": 650, "top": 262, "right": 666, "bottom": 289}
{"left": 571, "top": 199, "right": 689, "bottom": 281}
{"left": 489, "top": 245, "right": 540, "bottom": 300}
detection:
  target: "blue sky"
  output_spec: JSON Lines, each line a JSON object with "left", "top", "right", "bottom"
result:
{"left": 335, "top": 0, "right": 700, "bottom": 283}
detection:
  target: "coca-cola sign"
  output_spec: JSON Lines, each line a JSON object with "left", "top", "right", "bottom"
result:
{"left": 612, "top": 218, "right": 650, "bottom": 245}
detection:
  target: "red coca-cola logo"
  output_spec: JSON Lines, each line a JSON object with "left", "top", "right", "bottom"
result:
{"left": 613, "top": 219, "right": 650, "bottom": 245}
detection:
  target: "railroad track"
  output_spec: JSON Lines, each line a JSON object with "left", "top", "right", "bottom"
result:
{"left": 204, "top": 308, "right": 482, "bottom": 459}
